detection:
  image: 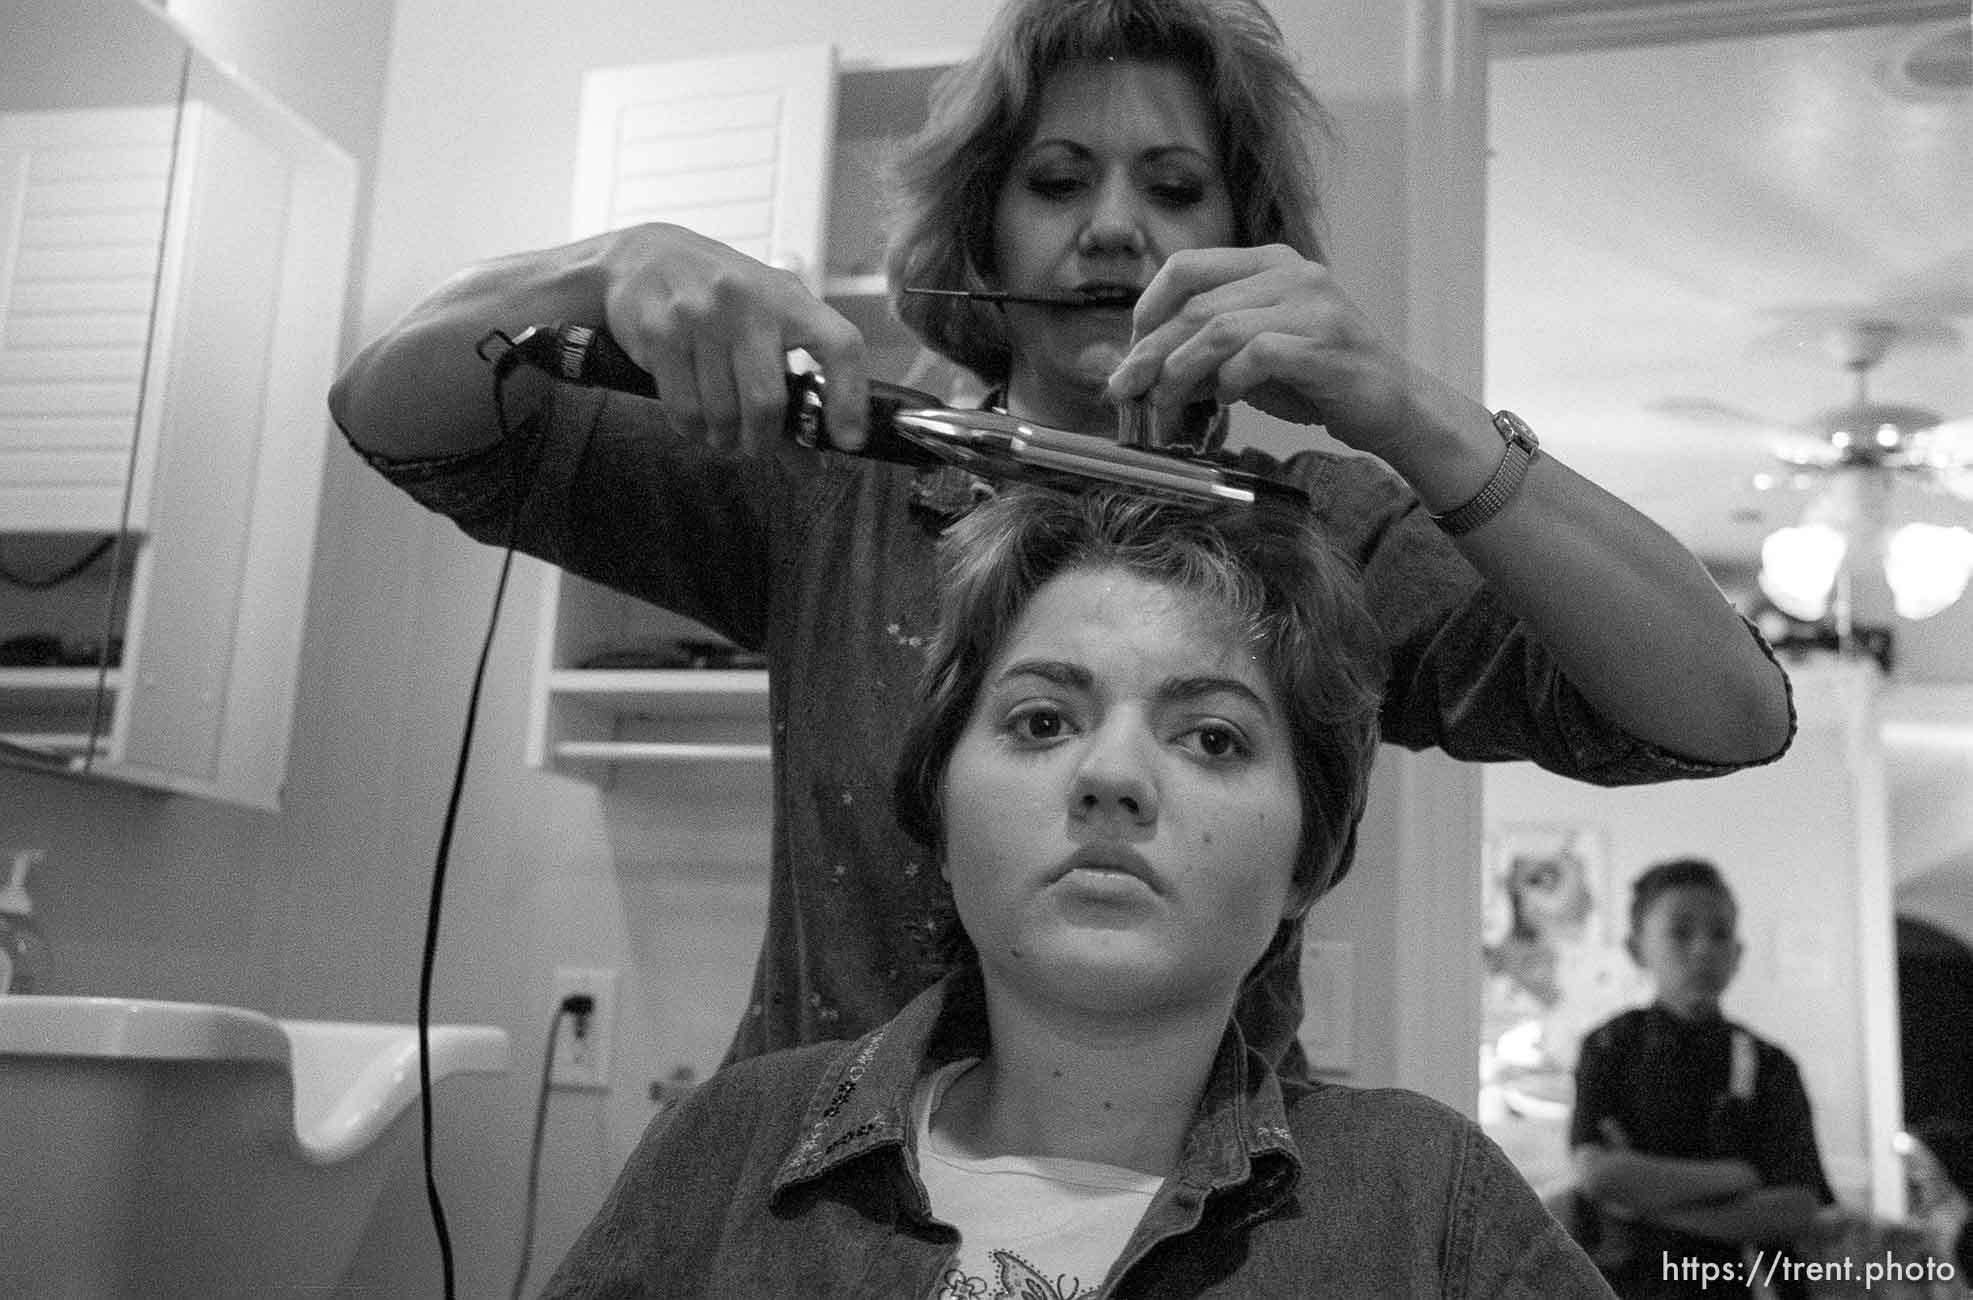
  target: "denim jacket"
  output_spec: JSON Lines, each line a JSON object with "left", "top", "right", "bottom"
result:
{"left": 541, "top": 971, "right": 1613, "bottom": 1298}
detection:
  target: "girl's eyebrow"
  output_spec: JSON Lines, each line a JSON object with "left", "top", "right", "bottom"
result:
{"left": 1161, "top": 675, "right": 1273, "bottom": 716}
{"left": 992, "top": 661, "right": 1272, "bottom": 715}
{"left": 994, "top": 658, "right": 1091, "bottom": 691}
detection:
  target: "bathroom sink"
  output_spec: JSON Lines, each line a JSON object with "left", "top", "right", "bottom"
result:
{"left": 0, "top": 994, "right": 511, "bottom": 1296}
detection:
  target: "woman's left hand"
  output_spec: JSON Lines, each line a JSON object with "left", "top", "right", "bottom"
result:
{"left": 1108, "top": 247, "right": 1795, "bottom": 770}
{"left": 1105, "top": 244, "right": 1424, "bottom": 459}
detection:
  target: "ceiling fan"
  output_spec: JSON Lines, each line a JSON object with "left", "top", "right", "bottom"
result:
{"left": 1655, "top": 318, "right": 1973, "bottom": 488}
{"left": 1654, "top": 318, "right": 1973, "bottom": 624}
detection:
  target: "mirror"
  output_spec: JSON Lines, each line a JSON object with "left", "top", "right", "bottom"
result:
{"left": 0, "top": 0, "right": 355, "bottom": 807}
{"left": 1477, "top": 1, "right": 1972, "bottom": 1233}
{"left": 0, "top": 0, "right": 188, "bottom": 771}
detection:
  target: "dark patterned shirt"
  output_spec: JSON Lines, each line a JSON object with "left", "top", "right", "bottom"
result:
{"left": 1570, "top": 1004, "right": 1834, "bottom": 1298}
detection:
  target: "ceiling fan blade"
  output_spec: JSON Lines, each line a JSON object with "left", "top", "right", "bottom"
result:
{"left": 1873, "top": 253, "right": 1973, "bottom": 325}
{"left": 1747, "top": 311, "right": 1966, "bottom": 360}
{"left": 1918, "top": 415, "right": 1973, "bottom": 457}
{"left": 1925, "top": 422, "right": 1973, "bottom": 501}
{"left": 1646, "top": 396, "right": 1788, "bottom": 432}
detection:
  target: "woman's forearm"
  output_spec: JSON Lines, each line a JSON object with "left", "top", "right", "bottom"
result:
{"left": 1453, "top": 450, "right": 1791, "bottom": 763}
{"left": 1381, "top": 379, "right": 1792, "bottom": 766}
{"left": 329, "top": 238, "right": 612, "bottom": 460}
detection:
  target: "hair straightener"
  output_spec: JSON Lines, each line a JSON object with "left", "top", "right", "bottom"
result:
{"left": 477, "top": 321, "right": 1305, "bottom": 510}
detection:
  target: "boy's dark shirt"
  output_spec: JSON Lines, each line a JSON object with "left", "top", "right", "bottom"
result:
{"left": 1571, "top": 1003, "right": 1834, "bottom": 1299}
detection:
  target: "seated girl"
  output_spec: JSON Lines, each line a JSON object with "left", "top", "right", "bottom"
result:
{"left": 541, "top": 487, "right": 1610, "bottom": 1298}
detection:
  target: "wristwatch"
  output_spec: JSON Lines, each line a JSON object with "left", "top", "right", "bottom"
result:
{"left": 1432, "top": 410, "right": 1540, "bottom": 537}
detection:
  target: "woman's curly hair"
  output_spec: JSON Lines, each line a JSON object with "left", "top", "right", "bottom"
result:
{"left": 883, "top": 0, "right": 1337, "bottom": 387}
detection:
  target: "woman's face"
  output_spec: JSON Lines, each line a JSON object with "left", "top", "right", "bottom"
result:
{"left": 990, "top": 59, "right": 1236, "bottom": 428}
{"left": 939, "top": 565, "right": 1302, "bottom": 1019}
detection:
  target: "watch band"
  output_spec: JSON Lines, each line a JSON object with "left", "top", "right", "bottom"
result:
{"left": 1432, "top": 410, "right": 1540, "bottom": 537}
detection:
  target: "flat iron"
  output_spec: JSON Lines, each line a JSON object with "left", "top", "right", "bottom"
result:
{"left": 479, "top": 323, "right": 1304, "bottom": 510}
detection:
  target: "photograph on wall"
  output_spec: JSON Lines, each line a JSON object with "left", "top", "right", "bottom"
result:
{"left": 1478, "top": 824, "right": 1645, "bottom": 1193}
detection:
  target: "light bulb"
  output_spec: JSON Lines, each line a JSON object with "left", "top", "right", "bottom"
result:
{"left": 1759, "top": 525, "right": 1847, "bottom": 622}
{"left": 1883, "top": 523, "right": 1973, "bottom": 620}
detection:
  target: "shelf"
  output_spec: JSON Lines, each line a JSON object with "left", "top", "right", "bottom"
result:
{"left": 545, "top": 668, "right": 766, "bottom": 708}
{"left": 538, "top": 669, "right": 771, "bottom": 765}
{"left": 0, "top": 666, "right": 124, "bottom": 695}
{"left": 552, "top": 740, "right": 773, "bottom": 764}
{"left": 0, "top": 732, "right": 96, "bottom": 767}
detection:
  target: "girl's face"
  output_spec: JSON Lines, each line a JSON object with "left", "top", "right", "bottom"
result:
{"left": 939, "top": 565, "right": 1302, "bottom": 1019}
{"left": 990, "top": 59, "right": 1236, "bottom": 429}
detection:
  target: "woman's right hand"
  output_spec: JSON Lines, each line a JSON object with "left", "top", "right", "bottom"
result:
{"left": 598, "top": 223, "right": 871, "bottom": 454}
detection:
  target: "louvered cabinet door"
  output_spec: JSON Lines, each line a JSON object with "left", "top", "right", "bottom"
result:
{"left": 570, "top": 45, "right": 836, "bottom": 283}
{"left": 0, "top": 106, "right": 176, "bottom": 534}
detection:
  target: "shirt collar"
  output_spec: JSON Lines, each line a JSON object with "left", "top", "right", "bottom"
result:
{"left": 770, "top": 968, "right": 1302, "bottom": 1207}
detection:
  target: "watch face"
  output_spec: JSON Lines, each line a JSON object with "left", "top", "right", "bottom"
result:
{"left": 1493, "top": 410, "right": 1539, "bottom": 450}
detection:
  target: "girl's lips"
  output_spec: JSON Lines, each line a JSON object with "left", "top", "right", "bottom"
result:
{"left": 1051, "top": 845, "right": 1161, "bottom": 893}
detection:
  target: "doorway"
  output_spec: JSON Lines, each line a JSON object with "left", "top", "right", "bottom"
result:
{"left": 1471, "top": 2, "right": 1969, "bottom": 1219}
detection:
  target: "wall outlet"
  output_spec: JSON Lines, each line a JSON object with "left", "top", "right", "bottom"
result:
{"left": 550, "top": 966, "right": 619, "bottom": 1090}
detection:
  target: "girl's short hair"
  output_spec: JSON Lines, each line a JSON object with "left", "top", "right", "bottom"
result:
{"left": 892, "top": 486, "right": 1385, "bottom": 920}
{"left": 884, "top": 0, "right": 1336, "bottom": 386}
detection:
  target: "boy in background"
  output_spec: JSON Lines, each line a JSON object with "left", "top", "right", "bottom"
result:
{"left": 1571, "top": 857, "right": 1834, "bottom": 1299}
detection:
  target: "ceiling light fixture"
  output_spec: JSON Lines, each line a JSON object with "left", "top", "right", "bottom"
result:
{"left": 1753, "top": 322, "right": 1973, "bottom": 632}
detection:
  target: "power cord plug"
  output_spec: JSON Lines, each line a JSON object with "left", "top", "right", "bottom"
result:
{"left": 561, "top": 992, "right": 596, "bottom": 1042}
{"left": 512, "top": 992, "right": 601, "bottom": 1300}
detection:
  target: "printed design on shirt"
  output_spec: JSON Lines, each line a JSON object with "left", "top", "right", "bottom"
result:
{"left": 937, "top": 1250, "right": 1097, "bottom": 1300}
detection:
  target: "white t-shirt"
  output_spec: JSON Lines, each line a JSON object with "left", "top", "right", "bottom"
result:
{"left": 913, "top": 1058, "right": 1165, "bottom": 1300}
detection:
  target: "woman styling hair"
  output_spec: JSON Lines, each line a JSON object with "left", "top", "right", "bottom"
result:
{"left": 330, "top": 0, "right": 1794, "bottom": 1075}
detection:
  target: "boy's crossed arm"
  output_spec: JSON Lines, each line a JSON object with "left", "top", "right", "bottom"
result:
{"left": 1646, "top": 1186, "right": 1824, "bottom": 1244}
{"left": 1575, "top": 1119, "right": 1760, "bottom": 1212}
{"left": 1574, "top": 1120, "right": 1821, "bottom": 1243}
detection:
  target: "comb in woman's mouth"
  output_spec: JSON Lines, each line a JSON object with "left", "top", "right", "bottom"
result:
{"left": 902, "top": 285, "right": 1140, "bottom": 310}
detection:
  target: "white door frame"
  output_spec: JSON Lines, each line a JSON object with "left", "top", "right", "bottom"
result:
{"left": 1400, "top": 0, "right": 1957, "bottom": 1211}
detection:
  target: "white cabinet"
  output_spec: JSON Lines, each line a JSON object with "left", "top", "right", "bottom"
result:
{"left": 528, "top": 45, "right": 960, "bottom": 774}
{"left": 0, "top": 107, "right": 175, "bottom": 534}
{"left": 0, "top": 18, "right": 356, "bottom": 810}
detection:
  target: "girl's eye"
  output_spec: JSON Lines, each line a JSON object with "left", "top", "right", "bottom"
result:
{"left": 1179, "top": 722, "right": 1249, "bottom": 761}
{"left": 1005, "top": 705, "right": 1074, "bottom": 744}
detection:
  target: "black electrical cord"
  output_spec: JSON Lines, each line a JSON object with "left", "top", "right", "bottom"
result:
{"left": 511, "top": 994, "right": 594, "bottom": 1300}
{"left": 415, "top": 354, "right": 538, "bottom": 1300}
{"left": 416, "top": 538, "right": 516, "bottom": 1299}
{"left": 0, "top": 535, "right": 118, "bottom": 589}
